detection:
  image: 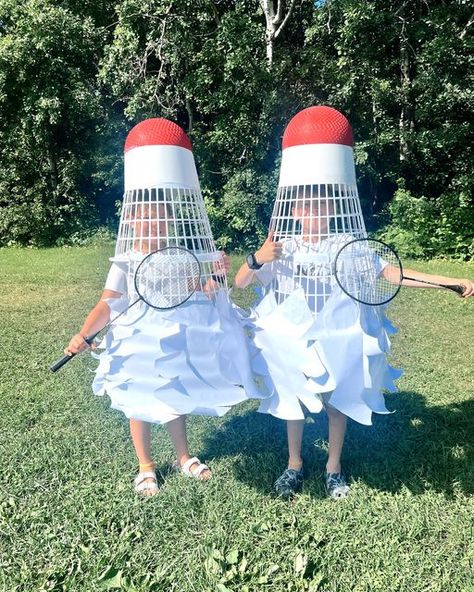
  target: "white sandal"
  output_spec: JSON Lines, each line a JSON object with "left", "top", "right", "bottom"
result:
{"left": 175, "top": 456, "right": 211, "bottom": 480}
{"left": 134, "top": 471, "right": 160, "bottom": 496}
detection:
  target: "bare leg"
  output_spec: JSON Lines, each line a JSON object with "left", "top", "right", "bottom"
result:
{"left": 130, "top": 419, "right": 153, "bottom": 465}
{"left": 166, "top": 415, "right": 211, "bottom": 479}
{"left": 287, "top": 419, "right": 305, "bottom": 470}
{"left": 129, "top": 419, "right": 158, "bottom": 496}
{"left": 325, "top": 405, "right": 347, "bottom": 473}
{"left": 166, "top": 415, "right": 190, "bottom": 466}
{"left": 274, "top": 419, "right": 305, "bottom": 497}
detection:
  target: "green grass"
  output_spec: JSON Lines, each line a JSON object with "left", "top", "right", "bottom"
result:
{"left": 0, "top": 245, "right": 473, "bottom": 592}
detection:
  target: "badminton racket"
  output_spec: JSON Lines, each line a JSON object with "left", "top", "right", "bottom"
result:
{"left": 333, "top": 238, "right": 465, "bottom": 306}
{"left": 50, "top": 247, "right": 201, "bottom": 372}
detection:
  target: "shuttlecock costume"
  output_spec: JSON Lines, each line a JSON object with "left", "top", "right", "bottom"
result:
{"left": 251, "top": 106, "right": 402, "bottom": 424}
{"left": 93, "top": 118, "right": 263, "bottom": 424}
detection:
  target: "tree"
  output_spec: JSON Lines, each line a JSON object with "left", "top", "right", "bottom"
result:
{"left": 259, "top": 0, "right": 297, "bottom": 67}
{"left": 0, "top": 0, "right": 471, "bottom": 257}
{"left": 0, "top": 0, "right": 119, "bottom": 245}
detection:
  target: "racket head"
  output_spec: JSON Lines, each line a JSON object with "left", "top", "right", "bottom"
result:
{"left": 333, "top": 238, "right": 403, "bottom": 306}
{"left": 134, "top": 246, "right": 201, "bottom": 310}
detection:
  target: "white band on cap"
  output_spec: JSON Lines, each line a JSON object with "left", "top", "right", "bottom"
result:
{"left": 279, "top": 144, "right": 356, "bottom": 187}
{"left": 124, "top": 145, "right": 199, "bottom": 190}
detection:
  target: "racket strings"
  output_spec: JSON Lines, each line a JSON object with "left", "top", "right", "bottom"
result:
{"left": 135, "top": 248, "right": 201, "bottom": 309}
{"left": 335, "top": 240, "right": 401, "bottom": 305}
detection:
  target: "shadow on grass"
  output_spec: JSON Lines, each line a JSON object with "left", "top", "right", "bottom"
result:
{"left": 199, "top": 392, "right": 474, "bottom": 498}
{"left": 349, "top": 390, "right": 474, "bottom": 497}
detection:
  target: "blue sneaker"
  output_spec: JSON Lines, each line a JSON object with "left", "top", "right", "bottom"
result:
{"left": 273, "top": 468, "right": 304, "bottom": 498}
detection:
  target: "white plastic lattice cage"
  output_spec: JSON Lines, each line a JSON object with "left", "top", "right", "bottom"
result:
{"left": 112, "top": 118, "right": 227, "bottom": 295}
{"left": 267, "top": 106, "right": 368, "bottom": 313}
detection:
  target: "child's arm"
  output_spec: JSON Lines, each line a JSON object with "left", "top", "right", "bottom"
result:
{"left": 382, "top": 265, "right": 474, "bottom": 298}
{"left": 234, "top": 231, "right": 283, "bottom": 289}
{"left": 65, "top": 289, "right": 122, "bottom": 355}
{"left": 202, "top": 251, "right": 231, "bottom": 294}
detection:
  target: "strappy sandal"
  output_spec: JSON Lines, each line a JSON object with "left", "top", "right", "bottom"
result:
{"left": 174, "top": 456, "right": 211, "bottom": 480}
{"left": 134, "top": 471, "right": 160, "bottom": 496}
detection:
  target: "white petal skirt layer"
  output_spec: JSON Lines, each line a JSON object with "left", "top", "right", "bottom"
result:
{"left": 92, "top": 291, "right": 265, "bottom": 424}
{"left": 249, "top": 287, "right": 403, "bottom": 425}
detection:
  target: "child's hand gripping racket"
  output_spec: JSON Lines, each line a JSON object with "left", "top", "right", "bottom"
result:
{"left": 333, "top": 238, "right": 467, "bottom": 306}
{"left": 50, "top": 247, "right": 201, "bottom": 372}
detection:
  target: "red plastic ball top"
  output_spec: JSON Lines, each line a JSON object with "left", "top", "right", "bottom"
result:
{"left": 124, "top": 118, "right": 192, "bottom": 153}
{"left": 282, "top": 106, "right": 353, "bottom": 149}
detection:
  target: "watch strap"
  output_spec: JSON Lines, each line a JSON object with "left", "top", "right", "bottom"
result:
{"left": 246, "top": 253, "right": 263, "bottom": 270}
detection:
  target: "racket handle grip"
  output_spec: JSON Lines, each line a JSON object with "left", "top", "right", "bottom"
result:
{"left": 49, "top": 335, "right": 95, "bottom": 373}
{"left": 449, "top": 284, "right": 465, "bottom": 296}
{"left": 50, "top": 353, "right": 76, "bottom": 372}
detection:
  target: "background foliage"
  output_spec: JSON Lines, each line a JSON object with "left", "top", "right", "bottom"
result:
{"left": 0, "top": 0, "right": 473, "bottom": 256}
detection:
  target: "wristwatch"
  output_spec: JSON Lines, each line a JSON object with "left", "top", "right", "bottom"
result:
{"left": 246, "top": 253, "right": 263, "bottom": 270}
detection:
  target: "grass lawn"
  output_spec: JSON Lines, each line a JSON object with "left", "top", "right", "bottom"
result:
{"left": 0, "top": 244, "right": 473, "bottom": 592}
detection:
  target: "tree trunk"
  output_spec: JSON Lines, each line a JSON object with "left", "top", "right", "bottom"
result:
{"left": 399, "top": 40, "right": 410, "bottom": 162}
{"left": 260, "top": 0, "right": 297, "bottom": 68}
{"left": 398, "top": 8, "right": 414, "bottom": 163}
{"left": 185, "top": 96, "right": 193, "bottom": 135}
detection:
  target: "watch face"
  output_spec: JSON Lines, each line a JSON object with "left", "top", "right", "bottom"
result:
{"left": 246, "top": 253, "right": 262, "bottom": 270}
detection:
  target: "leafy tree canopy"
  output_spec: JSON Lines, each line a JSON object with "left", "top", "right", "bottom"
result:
{"left": 0, "top": 0, "right": 472, "bottom": 257}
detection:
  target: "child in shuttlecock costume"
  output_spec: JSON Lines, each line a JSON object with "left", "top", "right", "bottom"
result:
{"left": 65, "top": 118, "right": 263, "bottom": 495}
{"left": 235, "top": 106, "right": 473, "bottom": 499}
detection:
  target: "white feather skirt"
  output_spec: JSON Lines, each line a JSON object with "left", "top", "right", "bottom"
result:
{"left": 248, "top": 287, "right": 403, "bottom": 424}
{"left": 92, "top": 291, "right": 266, "bottom": 424}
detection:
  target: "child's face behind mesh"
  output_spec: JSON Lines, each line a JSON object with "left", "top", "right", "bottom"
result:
{"left": 127, "top": 203, "right": 173, "bottom": 252}
{"left": 292, "top": 198, "right": 335, "bottom": 239}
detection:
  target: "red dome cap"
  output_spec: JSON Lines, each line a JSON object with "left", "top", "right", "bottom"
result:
{"left": 124, "top": 118, "right": 192, "bottom": 153}
{"left": 282, "top": 106, "right": 353, "bottom": 149}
